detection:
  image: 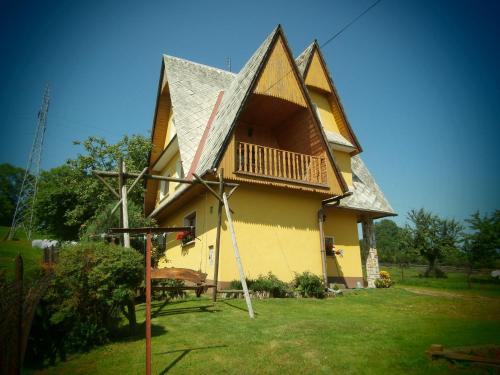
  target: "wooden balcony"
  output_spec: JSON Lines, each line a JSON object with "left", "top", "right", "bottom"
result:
{"left": 236, "top": 142, "right": 327, "bottom": 186}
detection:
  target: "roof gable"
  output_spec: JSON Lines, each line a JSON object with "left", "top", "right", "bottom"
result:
{"left": 253, "top": 37, "right": 307, "bottom": 107}
{"left": 195, "top": 26, "right": 349, "bottom": 193}
{"left": 305, "top": 50, "right": 333, "bottom": 93}
{"left": 296, "top": 42, "right": 363, "bottom": 154}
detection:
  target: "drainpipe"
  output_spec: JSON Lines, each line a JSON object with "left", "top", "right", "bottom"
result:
{"left": 317, "top": 208, "right": 328, "bottom": 288}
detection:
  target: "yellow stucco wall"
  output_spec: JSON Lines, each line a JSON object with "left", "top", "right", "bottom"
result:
{"left": 323, "top": 209, "right": 363, "bottom": 280}
{"left": 157, "top": 184, "right": 363, "bottom": 284}
{"left": 309, "top": 89, "right": 340, "bottom": 134}
{"left": 332, "top": 150, "right": 352, "bottom": 187}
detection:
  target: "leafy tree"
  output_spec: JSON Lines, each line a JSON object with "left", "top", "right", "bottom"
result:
{"left": 406, "top": 209, "right": 463, "bottom": 278}
{"left": 374, "top": 220, "right": 399, "bottom": 263}
{"left": 41, "top": 242, "right": 143, "bottom": 352}
{"left": 34, "top": 135, "right": 151, "bottom": 240}
{"left": 80, "top": 201, "right": 162, "bottom": 266}
{"left": 0, "top": 163, "right": 25, "bottom": 226}
{"left": 463, "top": 210, "right": 500, "bottom": 286}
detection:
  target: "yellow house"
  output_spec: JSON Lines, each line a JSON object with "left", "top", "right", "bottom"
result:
{"left": 144, "top": 26, "right": 395, "bottom": 289}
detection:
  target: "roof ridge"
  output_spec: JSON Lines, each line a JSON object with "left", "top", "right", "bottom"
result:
{"left": 163, "top": 55, "right": 236, "bottom": 76}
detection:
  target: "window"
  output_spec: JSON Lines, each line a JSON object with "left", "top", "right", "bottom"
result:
{"left": 159, "top": 174, "right": 170, "bottom": 200}
{"left": 176, "top": 160, "right": 184, "bottom": 179}
{"left": 325, "top": 236, "right": 335, "bottom": 256}
{"left": 183, "top": 211, "right": 196, "bottom": 237}
{"left": 208, "top": 245, "right": 214, "bottom": 267}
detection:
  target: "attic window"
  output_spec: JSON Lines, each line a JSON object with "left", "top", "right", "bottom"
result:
{"left": 159, "top": 175, "right": 170, "bottom": 200}
{"left": 176, "top": 160, "right": 184, "bottom": 179}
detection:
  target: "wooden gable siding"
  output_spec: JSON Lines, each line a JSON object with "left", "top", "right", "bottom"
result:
{"left": 304, "top": 49, "right": 359, "bottom": 152}
{"left": 150, "top": 90, "right": 172, "bottom": 163}
{"left": 145, "top": 178, "right": 159, "bottom": 216}
{"left": 274, "top": 108, "right": 324, "bottom": 156}
{"left": 254, "top": 37, "right": 307, "bottom": 107}
{"left": 304, "top": 52, "right": 332, "bottom": 94}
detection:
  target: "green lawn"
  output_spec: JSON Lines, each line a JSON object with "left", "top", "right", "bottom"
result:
{"left": 0, "top": 226, "right": 43, "bottom": 281}
{"left": 28, "top": 286, "right": 500, "bottom": 375}
{"left": 380, "top": 265, "right": 500, "bottom": 297}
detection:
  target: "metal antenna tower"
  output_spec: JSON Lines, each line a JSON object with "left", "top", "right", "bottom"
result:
{"left": 8, "top": 85, "right": 51, "bottom": 240}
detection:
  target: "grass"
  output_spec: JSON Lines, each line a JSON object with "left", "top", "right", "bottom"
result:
{"left": 0, "top": 226, "right": 43, "bottom": 281}
{"left": 27, "top": 286, "right": 500, "bottom": 374}
{"left": 380, "top": 265, "right": 500, "bottom": 297}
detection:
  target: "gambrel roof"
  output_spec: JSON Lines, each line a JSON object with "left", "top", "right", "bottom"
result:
{"left": 150, "top": 26, "right": 395, "bottom": 218}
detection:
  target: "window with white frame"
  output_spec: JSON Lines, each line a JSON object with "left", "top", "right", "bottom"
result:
{"left": 183, "top": 211, "right": 196, "bottom": 238}
{"left": 159, "top": 174, "right": 170, "bottom": 200}
{"left": 176, "top": 160, "right": 184, "bottom": 179}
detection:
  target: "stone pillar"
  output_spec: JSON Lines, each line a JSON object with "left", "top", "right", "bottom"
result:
{"left": 362, "top": 218, "right": 379, "bottom": 288}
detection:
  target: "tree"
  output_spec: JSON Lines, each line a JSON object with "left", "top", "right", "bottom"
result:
{"left": 374, "top": 220, "right": 400, "bottom": 263}
{"left": 463, "top": 210, "right": 500, "bottom": 286}
{"left": 0, "top": 163, "right": 25, "bottom": 226}
{"left": 34, "top": 135, "right": 151, "bottom": 240}
{"left": 407, "top": 209, "right": 463, "bottom": 278}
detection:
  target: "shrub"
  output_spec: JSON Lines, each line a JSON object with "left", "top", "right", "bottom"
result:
{"left": 229, "top": 278, "right": 254, "bottom": 290}
{"left": 33, "top": 242, "right": 143, "bottom": 354}
{"left": 252, "top": 273, "right": 290, "bottom": 298}
{"left": 375, "top": 270, "right": 395, "bottom": 288}
{"left": 292, "top": 272, "right": 325, "bottom": 298}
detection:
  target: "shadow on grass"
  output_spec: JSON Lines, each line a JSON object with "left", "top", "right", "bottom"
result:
{"left": 151, "top": 299, "right": 219, "bottom": 318}
{"left": 221, "top": 300, "right": 259, "bottom": 316}
{"left": 157, "top": 345, "right": 227, "bottom": 374}
{"left": 113, "top": 322, "right": 168, "bottom": 343}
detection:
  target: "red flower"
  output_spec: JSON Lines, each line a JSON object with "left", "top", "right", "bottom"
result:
{"left": 176, "top": 232, "right": 186, "bottom": 240}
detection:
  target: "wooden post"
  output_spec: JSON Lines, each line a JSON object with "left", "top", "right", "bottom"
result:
{"left": 121, "top": 161, "right": 130, "bottom": 248}
{"left": 118, "top": 158, "right": 124, "bottom": 246}
{"left": 318, "top": 209, "right": 328, "bottom": 288}
{"left": 15, "top": 255, "right": 24, "bottom": 375}
{"left": 212, "top": 169, "right": 224, "bottom": 302}
{"left": 222, "top": 192, "right": 254, "bottom": 319}
{"left": 145, "top": 232, "right": 152, "bottom": 375}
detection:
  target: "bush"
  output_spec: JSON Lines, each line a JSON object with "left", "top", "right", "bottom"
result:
{"left": 292, "top": 272, "right": 325, "bottom": 298}
{"left": 251, "top": 273, "right": 290, "bottom": 298}
{"left": 229, "top": 278, "right": 254, "bottom": 290}
{"left": 230, "top": 274, "right": 290, "bottom": 298}
{"left": 375, "top": 270, "right": 395, "bottom": 288}
{"left": 29, "top": 242, "right": 143, "bottom": 360}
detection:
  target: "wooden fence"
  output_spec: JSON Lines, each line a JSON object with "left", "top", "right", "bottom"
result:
{"left": 0, "top": 255, "right": 53, "bottom": 374}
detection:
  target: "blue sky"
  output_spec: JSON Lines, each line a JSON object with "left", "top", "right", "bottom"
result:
{"left": 0, "top": 0, "right": 499, "bottom": 225}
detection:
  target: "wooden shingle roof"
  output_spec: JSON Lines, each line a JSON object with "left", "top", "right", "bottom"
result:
{"left": 152, "top": 26, "right": 395, "bottom": 218}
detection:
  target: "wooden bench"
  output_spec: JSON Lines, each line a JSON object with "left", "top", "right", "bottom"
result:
{"left": 151, "top": 267, "right": 215, "bottom": 297}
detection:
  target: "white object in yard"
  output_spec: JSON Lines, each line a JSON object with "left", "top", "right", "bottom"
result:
{"left": 32, "top": 239, "right": 59, "bottom": 249}
{"left": 491, "top": 270, "right": 500, "bottom": 279}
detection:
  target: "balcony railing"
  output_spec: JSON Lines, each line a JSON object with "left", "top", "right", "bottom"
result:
{"left": 236, "top": 142, "right": 327, "bottom": 185}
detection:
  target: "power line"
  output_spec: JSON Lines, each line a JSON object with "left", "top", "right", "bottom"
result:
{"left": 320, "top": 0, "right": 383, "bottom": 48}
{"left": 258, "top": 0, "right": 382, "bottom": 98}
